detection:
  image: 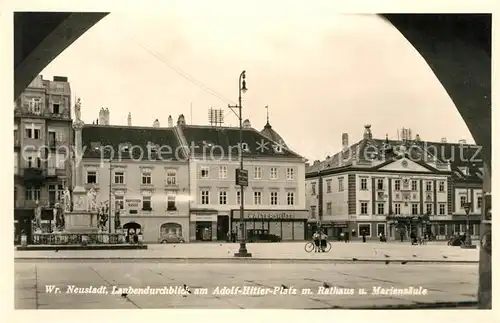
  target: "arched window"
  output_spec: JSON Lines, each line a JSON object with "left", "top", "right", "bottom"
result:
{"left": 160, "top": 222, "right": 182, "bottom": 236}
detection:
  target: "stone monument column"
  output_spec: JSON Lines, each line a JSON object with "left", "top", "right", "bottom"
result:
{"left": 64, "top": 98, "right": 97, "bottom": 233}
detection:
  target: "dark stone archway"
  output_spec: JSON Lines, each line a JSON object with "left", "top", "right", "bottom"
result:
{"left": 14, "top": 12, "right": 492, "bottom": 308}
{"left": 380, "top": 14, "right": 491, "bottom": 309}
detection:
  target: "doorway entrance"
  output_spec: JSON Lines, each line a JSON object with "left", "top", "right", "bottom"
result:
{"left": 195, "top": 221, "right": 212, "bottom": 241}
{"left": 217, "top": 215, "right": 229, "bottom": 241}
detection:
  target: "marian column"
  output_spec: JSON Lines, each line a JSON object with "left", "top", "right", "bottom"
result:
{"left": 72, "top": 98, "right": 87, "bottom": 209}
{"left": 64, "top": 98, "right": 97, "bottom": 233}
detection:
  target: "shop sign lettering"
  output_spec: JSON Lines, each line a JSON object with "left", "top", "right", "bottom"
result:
{"left": 247, "top": 212, "right": 293, "bottom": 220}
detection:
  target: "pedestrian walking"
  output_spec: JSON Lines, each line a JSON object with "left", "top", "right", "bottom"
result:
{"left": 344, "top": 230, "right": 350, "bottom": 243}
{"left": 362, "top": 230, "right": 367, "bottom": 243}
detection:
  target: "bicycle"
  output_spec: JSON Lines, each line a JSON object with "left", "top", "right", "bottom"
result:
{"left": 305, "top": 240, "right": 332, "bottom": 253}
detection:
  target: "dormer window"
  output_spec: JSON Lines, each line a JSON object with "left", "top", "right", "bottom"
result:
{"left": 273, "top": 142, "right": 283, "bottom": 153}
{"left": 241, "top": 143, "right": 249, "bottom": 151}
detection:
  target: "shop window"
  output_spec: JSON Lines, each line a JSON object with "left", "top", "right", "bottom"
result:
{"left": 358, "top": 224, "right": 371, "bottom": 237}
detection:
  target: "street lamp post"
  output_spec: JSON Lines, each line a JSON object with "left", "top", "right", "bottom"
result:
{"left": 229, "top": 70, "right": 252, "bottom": 257}
{"left": 462, "top": 202, "right": 476, "bottom": 248}
{"left": 108, "top": 158, "right": 112, "bottom": 234}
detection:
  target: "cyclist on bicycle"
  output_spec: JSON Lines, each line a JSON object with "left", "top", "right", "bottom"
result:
{"left": 312, "top": 231, "right": 320, "bottom": 252}
{"left": 320, "top": 230, "right": 328, "bottom": 252}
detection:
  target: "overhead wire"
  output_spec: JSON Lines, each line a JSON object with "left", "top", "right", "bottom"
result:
{"left": 118, "top": 24, "right": 240, "bottom": 120}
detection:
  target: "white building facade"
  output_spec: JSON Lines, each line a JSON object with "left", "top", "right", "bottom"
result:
{"left": 177, "top": 120, "right": 309, "bottom": 242}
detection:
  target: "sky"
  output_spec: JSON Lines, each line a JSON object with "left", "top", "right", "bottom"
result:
{"left": 39, "top": 7, "right": 474, "bottom": 161}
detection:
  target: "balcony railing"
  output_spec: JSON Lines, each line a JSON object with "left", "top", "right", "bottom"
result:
{"left": 21, "top": 167, "right": 48, "bottom": 183}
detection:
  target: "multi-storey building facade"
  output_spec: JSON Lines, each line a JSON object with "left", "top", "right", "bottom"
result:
{"left": 81, "top": 113, "right": 190, "bottom": 243}
{"left": 14, "top": 75, "right": 74, "bottom": 238}
{"left": 306, "top": 125, "right": 483, "bottom": 240}
{"left": 177, "top": 117, "right": 309, "bottom": 242}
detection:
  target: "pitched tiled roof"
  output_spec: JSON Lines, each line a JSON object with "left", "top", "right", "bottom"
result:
{"left": 180, "top": 125, "right": 303, "bottom": 159}
{"left": 82, "top": 125, "right": 185, "bottom": 160}
{"left": 307, "top": 137, "right": 483, "bottom": 182}
{"left": 260, "top": 122, "right": 288, "bottom": 149}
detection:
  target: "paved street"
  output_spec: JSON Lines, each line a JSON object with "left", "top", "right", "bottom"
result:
{"left": 15, "top": 261, "right": 478, "bottom": 309}
{"left": 15, "top": 241, "right": 479, "bottom": 263}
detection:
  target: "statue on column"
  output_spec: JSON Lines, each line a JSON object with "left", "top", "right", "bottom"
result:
{"left": 87, "top": 188, "right": 97, "bottom": 212}
{"left": 63, "top": 187, "right": 72, "bottom": 212}
{"left": 114, "top": 201, "right": 121, "bottom": 230}
{"left": 75, "top": 98, "right": 82, "bottom": 122}
{"left": 33, "top": 201, "right": 42, "bottom": 233}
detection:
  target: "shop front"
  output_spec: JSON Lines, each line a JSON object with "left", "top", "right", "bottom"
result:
{"left": 231, "top": 209, "right": 309, "bottom": 241}
{"left": 386, "top": 215, "right": 430, "bottom": 240}
{"left": 189, "top": 212, "right": 218, "bottom": 241}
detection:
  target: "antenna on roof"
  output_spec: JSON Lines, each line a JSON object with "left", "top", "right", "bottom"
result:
{"left": 208, "top": 107, "right": 224, "bottom": 128}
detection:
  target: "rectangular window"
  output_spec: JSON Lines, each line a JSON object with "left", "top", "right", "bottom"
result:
{"left": 310, "top": 206, "right": 316, "bottom": 219}
{"left": 270, "top": 167, "right": 278, "bottom": 179}
{"left": 34, "top": 129, "right": 40, "bottom": 139}
{"left": 48, "top": 184, "right": 63, "bottom": 206}
{"left": 55, "top": 153, "right": 65, "bottom": 169}
{"left": 86, "top": 171, "right": 97, "bottom": 184}
{"left": 52, "top": 103, "right": 60, "bottom": 114}
{"left": 166, "top": 169, "right": 177, "bottom": 185}
{"left": 286, "top": 168, "right": 294, "bottom": 180}
{"left": 394, "top": 179, "right": 401, "bottom": 191}
{"left": 377, "top": 223, "right": 386, "bottom": 236}
{"left": 254, "top": 191, "right": 262, "bottom": 205}
{"left": 411, "top": 180, "right": 418, "bottom": 191}
{"left": 377, "top": 203, "right": 384, "bottom": 215}
{"left": 114, "top": 171, "right": 124, "bottom": 184}
{"left": 411, "top": 203, "right": 419, "bottom": 215}
{"left": 254, "top": 167, "right": 262, "bottom": 179}
{"left": 115, "top": 195, "right": 124, "bottom": 210}
{"left": 142, "top": 196, "right": 152, "bottom": 210}
{"left": 360, "top": 178, "right": 368, "bottom": 190}
{"left": 394, "top": 203, "right": 401, "bottom": 215}
{"left": 439, "top": 203, "right": 446, "bottom": 215}
{"left": 438, "top": 181, "right": 445, "bottom": 192}
{"left": 311, "top": 183, "right": 316, "bottom": 195}
{"left": 201, "top": 190, "right": 210, "bottom": 205}
{"left": 338, "top": 177, "right": 344, "bottom": 192}
{"left": 460, "top": 196, "right": 467, "bottom": 208}
{"left": 166, "top": 191, "right": 176, "bottom": 211}
{"left": 200, "top": 166, "right": 209, "bottom": 179}
{"left": 426, "top": 181, "right": 433, "bottom": 191}
{"left": 326, "top": 180, "right": 332, "bottom": 193}
{"left": 426, "top": 203, "right": 433, "bottom": 215}
{"left": 326, "top": 202, "right": 332, "bottom": 215}
{"left": 142, "top": 172, "right": 151, "bottom": 185}
{"left": 236, "top": 191, "right": 241, "bottom": 205}
{"left": 360, "top": 202, "right": 368, "bottom": 214}
{"left": 30, "top": 98, "right": 41, "bottom": 114}
{"left": 287, "top": 192, "right": 295, "bottom": 205}
{"left": 358, "top": 224, "right": 371, "bottom": 237}
{"left": 270, "top": 191, "right": 278, "bottom": 205}
{"left": 25, "top": 186, "right": 40, "bottom": 201}
{"left": 477, "top": 196, "right": 483, "bottom": 210}
{"left": 219, "top": 166, "right": 227, "bottom": 179}
{"left": 219, "top": 190, "right": 227, "bottom": 205}
{"left": 377, "top": 179, "right": 384, "bottom": 190}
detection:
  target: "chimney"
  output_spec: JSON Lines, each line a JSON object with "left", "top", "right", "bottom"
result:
{"left": 342, "top": 133, "right": 349, "bottom": 150}
{"left": 53, "top": 76, "right": 68, "bottom": 82}
{"left": 98, "top": 108, "right": 106, "bottom": 125}
{"left": 177, "top": 114, "right": 186, "bottom": 126}
{"left": 415, "top": 134, "right": 421, "bottom": 141}
{"left": 242, "top": 119, "right": 251, "bottom": 128}
{"left": 441, "top": 137, "right": 447, "bottom": 143}
{"left": 153, "top": 119, "right": 160, "bottom": 128}
{"left": 363, "top": 125, "right": 372, "bottom": 140}
{"left": 167, "top": 115, "right": 173, "bottom": 127}
{"left": 127, "top": 112, "right": 132, "bottom": 126}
